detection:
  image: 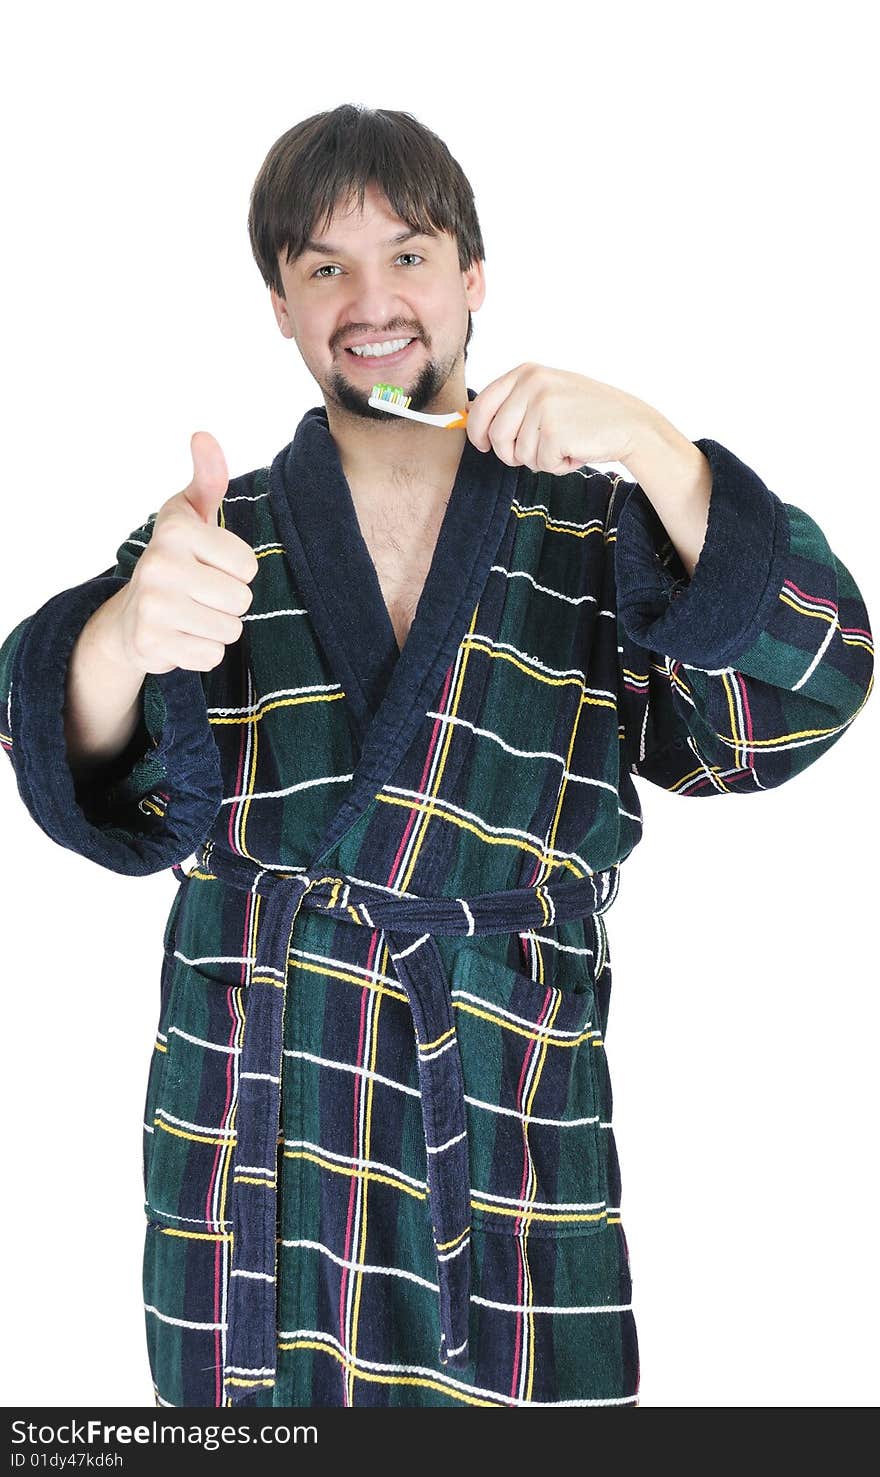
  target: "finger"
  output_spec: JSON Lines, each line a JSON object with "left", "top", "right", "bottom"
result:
{"left": 512, "top": 402, "right": 543, "bottom": 470}
{"left": 191, "top": 524, "right": 261, "bottom": 584}
{"left": 183, "top": 560, "right": 255, "bottom": 617}
{"left": 486, "top": 384, "right": 533, "bottom": 466}
{"left": 183, "top": 431, "right": 229, "bottom": 524}
{"left": 133, "top": 623, "right": 228, "bottom": 675}
{"left": 158, "top": 634, "right": 227, "bottom": 674}
{"left": 466, "top": 365, "right": 527, "bottom": 452}
{"left": 164, "top": 591, "right": 245, "bottom": 647}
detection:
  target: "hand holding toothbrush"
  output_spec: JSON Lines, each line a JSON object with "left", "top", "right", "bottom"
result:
{"left": 370, "top": 362, "right": 653, "bottom": 472}
{"left": 370, "top": 363, "right": 713, "bottom": 574}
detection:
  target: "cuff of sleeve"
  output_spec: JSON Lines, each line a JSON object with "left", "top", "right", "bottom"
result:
{"left": 10, "top": 574, "right": 222, "bottom": 874}
{"left": 613, "top": 436, "right": 791, "bottom": 667}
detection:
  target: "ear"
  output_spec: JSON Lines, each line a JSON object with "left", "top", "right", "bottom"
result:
{"left": 463, "top": 258, "right": 486, "bottom": 314}
{"left": 269, "top": 285, "right": 293, "bottom": 339}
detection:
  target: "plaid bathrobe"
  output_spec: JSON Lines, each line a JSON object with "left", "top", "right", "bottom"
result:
{"left": 0, "top": 389, "right": 873, "bottom": 1408}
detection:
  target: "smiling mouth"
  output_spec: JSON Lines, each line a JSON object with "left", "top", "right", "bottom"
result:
{"left": 343, "top": 338, "right": 419, "bottom": 366}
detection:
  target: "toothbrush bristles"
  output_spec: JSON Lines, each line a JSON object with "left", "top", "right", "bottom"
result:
{"left": 371, "top": 382, "right": 413, "bottom": 409}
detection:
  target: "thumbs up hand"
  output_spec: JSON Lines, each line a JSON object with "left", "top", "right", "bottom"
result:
{"left": 113, "top": 432, "right": 261, "bottom": 675}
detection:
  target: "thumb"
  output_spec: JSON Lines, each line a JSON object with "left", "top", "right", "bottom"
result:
{"left": 183, "top": 431, "right": 229, "bottom": 523}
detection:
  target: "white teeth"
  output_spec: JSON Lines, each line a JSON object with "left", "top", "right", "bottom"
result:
{"left": 349, "top": 337, "right": 413, "bottom": 357}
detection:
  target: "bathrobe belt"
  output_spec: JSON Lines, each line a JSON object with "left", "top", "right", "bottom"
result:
{"left": 182, "top": 839, "right": 620, "bottom": 1405}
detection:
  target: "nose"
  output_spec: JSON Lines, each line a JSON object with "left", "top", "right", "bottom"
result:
{"left": 338, "top": 269, "right": 415, "bottom": 344}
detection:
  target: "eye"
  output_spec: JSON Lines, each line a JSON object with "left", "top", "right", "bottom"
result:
{"left": 311, "top": 253, "right": 424, "bottom": 279}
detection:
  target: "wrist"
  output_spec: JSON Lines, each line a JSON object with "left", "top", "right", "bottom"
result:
{"left": 621, "top": 404, "right": 695, "bottom": 481}
{"left": 82, "top": 587, "right": 147, "bottom": 680}
{"left": 617, "top": 409, "right": 713, "bottom": 580}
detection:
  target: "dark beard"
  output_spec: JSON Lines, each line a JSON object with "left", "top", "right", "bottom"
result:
{"left": 326, "top": 349, "right": 458, "bottom": 421}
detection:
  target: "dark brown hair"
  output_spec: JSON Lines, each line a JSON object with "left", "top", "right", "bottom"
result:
{"left": 247, "top": 105, "right": 485, "bottom": 351}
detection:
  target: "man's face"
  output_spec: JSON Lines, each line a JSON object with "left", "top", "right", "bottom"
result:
{"left": 270, "top": 180, "right": 485, "bottom": 418}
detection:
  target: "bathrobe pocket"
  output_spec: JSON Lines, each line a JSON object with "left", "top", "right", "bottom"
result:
{"left": 450, "top": 946, "right": 608, "bottom": 1238}
{"left": 143, "top": 956, "right": 239, "bottom": 1230}
{"left": 141, "top": 887, "right": 187, "bottom": 1207}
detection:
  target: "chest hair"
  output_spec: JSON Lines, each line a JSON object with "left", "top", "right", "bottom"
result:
{"left": 351, "top": 474, "right": 453, "bottom": 647}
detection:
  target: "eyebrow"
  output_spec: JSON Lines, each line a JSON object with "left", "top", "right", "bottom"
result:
{"left": 299, "top": 226, "right": 437, "bottom": 257}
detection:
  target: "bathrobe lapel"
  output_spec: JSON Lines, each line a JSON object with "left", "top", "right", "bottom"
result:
{"left": 267, "top": 387, "right": 518, "bottom": 860}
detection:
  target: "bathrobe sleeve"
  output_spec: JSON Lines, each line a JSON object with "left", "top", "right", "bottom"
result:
{"left": 0, "top": 512, "right": 221, "bottom": 873}
{"left": 611, "top": 437, "right": 874, "bottom": 795}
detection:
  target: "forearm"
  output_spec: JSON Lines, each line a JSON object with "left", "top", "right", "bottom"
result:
{"left": 621, "top": 406, "right": 713, "bottom": 579}
{"left": 63, "top": 586, "right": 147, "bottom": 775}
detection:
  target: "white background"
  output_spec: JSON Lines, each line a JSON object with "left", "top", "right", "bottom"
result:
{"left": 1, "top": 0, "right": 877, "bottom": 1410}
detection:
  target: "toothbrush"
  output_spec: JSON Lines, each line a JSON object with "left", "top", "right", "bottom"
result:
{"left": 368, "top": 382, "right": 468, "bottom": 429}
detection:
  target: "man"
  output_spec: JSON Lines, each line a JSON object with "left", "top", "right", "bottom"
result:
{"left": 0, "top": 104, "right": 873, "bottom": 1409}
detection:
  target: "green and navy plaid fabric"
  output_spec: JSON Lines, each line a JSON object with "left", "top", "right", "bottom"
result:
{"left": 0, "top": 393, "right": 873, "bottom": 1408}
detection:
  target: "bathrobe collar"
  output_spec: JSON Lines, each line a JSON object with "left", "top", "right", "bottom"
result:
{"left": 267, "top": 386, "right": 519, "bottom": 856}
